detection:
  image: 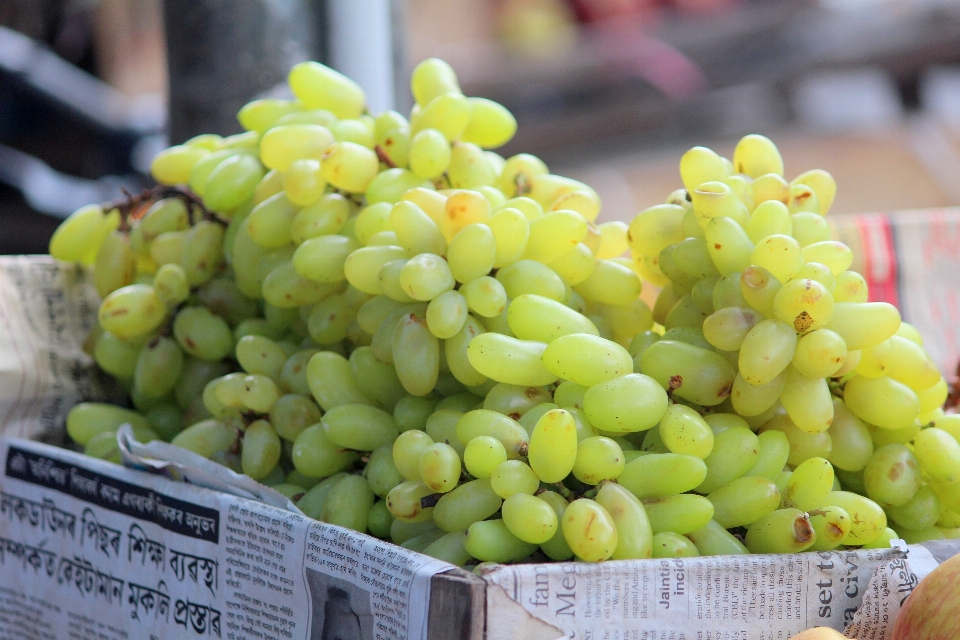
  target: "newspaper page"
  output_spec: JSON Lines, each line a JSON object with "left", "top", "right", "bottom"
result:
{"left": 480, "top": 545, "right": 939, "bottom": 640}
{"left": 0, "top": 437, "right": 451, "bottom": 640}
{"left": 0, "top": 256, "right": 122, "bottom": 443}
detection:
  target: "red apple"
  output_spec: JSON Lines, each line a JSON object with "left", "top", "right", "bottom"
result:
{"left": 892, "top": 553, "right": 960, "bottom": 640}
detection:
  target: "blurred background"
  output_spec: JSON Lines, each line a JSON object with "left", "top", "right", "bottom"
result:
{"left": 5, "top": 0, "right": 960, "bottom": 254}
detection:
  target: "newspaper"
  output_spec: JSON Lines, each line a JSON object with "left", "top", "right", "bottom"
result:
{"left": 0, "top": 256, "right": 122, "bottom": 443}
{"left": 480, "top": 540, "right": 954, "bottom": 640}
{"left": 0, "top": 437, "right": 452, "bottom": 640}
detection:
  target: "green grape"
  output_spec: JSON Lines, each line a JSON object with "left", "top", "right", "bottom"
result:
{"left": 522, "top": 210, "right": 587, "bottom": 264}
{"left": 418, "top": 443, "right": 461, "bottom": 493}
{"left": 268, "top": 394, "right": 321, "bottom": 442}
{"left": 481, "top": 383, "right": 550, "bottom": 418}
{"left": 409, "top": 128, "right": 451, "bottom": 178}
{"left": 501, "top": 494, "right": 559, "bottom": 544}
{"left": 367, "top": 500, "right": 395, "bottom": 538}
{"left": 49, "top": 204, "right": 108, "bottom": 262}
{"left": 708, "top": 476, "right": 781, "bottom": 528}
{"left": 527, "top": 409, "right": 578, "bottom": 483}
{"left": 588, "top": 483, "right": 651, "bottom": 560}
{"left": 640, "top": 340, "right": 735, "bottom": 407}
{"left": 151, "top": 145, "right": 210, "bottom": 185}
{"left": 390, "top": 518, "right": 439, "bottom": 546}
{"left": 456, "top": 409, "right": 528, "bottom": 458}
{"left": 431, "top": 479, "right": 501, "bottom": 534}
{"left": 773, "top": 278, "right": 834, "bottom": 333}
{"left": 863, "top": 444, "right": 921, "bottom": 508}
{"left": 321, "top": 404, "right": 398, "bottom": 451}
{"left": 262, "top": 261, "right": 338, "bottom": 308}
{"left": 290, "top": 193, "right": 350, "bottom": 243}
{"left": 658, "top": 404, "right": 715, "bottom": 459}
{"left": 689, "top": 181, "right": 746, "bottom": 225}
{"left": 460, "top": 276, "right": 507, "bottom": 318}
{"left": 685, "top": 520, "right": 748, "bottom": 556}
{"left": 236, "top": 335, "right": 286, "bottom": 380}
{"left": 582, "top": 373, "right": 667, "bottom": 434}
{"left": 445, "top": 315, "right": 488, "bottom": 387}
{"left": 496, "top": 259, "right": 565, "bottom": 301}
{"left": 791, "top": 329, "right": 847, "bottom": 378}
{"left": 410, "top": 58, "right": 461, "bottom": 106}
{"left": 464, "top": 519, "right": 537, "bottom": 563}
{"left": 696, "top": 427, "right": 759, "bottom": 494}
{"left": 296, "top": 473, "right": 347, "bottom": 520}
{"left": 745, "top": 509, "right": 815, "bottom": 554}
{"left": 366, "top": 169, "right": 431, "bottom": 206}
{"left": 745, "top": 200, "right": 791, "bottom": 243}
{"left": 888, "top": 485, "right": 941, "bottom": 532}
{"left": 702, "top": 307, "right": 761, "bottom": 351}
{"left": 559, "top": 499, "right": 617, "bottom": 562}
{"left": 237, "top": 98, "right": 297, "bottom": 132}
{"left": 257, "top": 124, "right": 333, "bottom": 171}
{"left": 389, "top": 201, "right": 446, "bottom": 256}
{"left": 780, "top": 367, "right": 833, "bottom": 434}
{"left": 760, "top": 414, "right": 832, "bottom": 467}
{"left": 572, "top": 437, "right": 624, "bottom": 484}
{"left": 98, "top": 284, "right": 167, "bottom": 340}
{"left": 321, "top": 475, "right": 375, "bottom": 533}
{"left": 392, "top": 313, "right": 440, "bottom": 395}
{"left": 171, "top": 419, "right": 238, "bottom": 459}
{"left": 618, "top": 453, "right": 707, "bottom": 499}
{"left": 84, "top": 431, "right": 124, "bottom": 464}
{"left": 595, "top": 220, "right": 628, "bottom": 259}
{"left": 439, "top": 190, "right": 492, "bottom": 241}
{"left": 423, "top": 410, "right": 463, "bottom": 457}
{"left": 782, "top": 457, "right": 834, "bottom": 510}
{"left": 307, "top": 293, "right": 355, "bottom": 345}
{"left": 398, "top": 253, "right": 455, "bottom": 301}
{"left": 175, "top": 358, "right": 232, "bottom": 410}
{"left": 651, "top": 532, "right": 700, "bottom": 558}
{"left": 826, "top": 302, "right": 900, "bottom": 351}
{"left": 732, "top": 134, "right": 782, "bottom": 177}
{"left": 800, "top": 241, "right": 853, "bottom": 275}
{"left": 422, "top": 531, "right": 471, "bottom": 566}
{"left": 574, "top": 259, "right": 642, "bottom": 307}
{"left": 824, "top": 490, "right": 887, "bottom": 545}
{"left": 739, "top": 265, "right": 782, "bottom": 318}
{"left": 329, "top": 119, "right": 374, "bottom": 147}
{"left": 173, "top": 306, "right": 233, "bottom": 361}
{"left": 203, "top": 154, "right": 264, "bottom": 212}
{"left": 348, "top": 347, "right": 405, "bottom": 411}
{"left": 805, "top": 505, "right": 851, "bottom": 551}
{"left": 690, "top": 277, "right": 718, "bottom": 315}
{"left": 834, "top": 271, "right": 869, "bottom": 303}
{"left": 152, "top": 263, "right": 190, "bottom": 307}
{"left": 239, "top": 375, "right": 280, "bottom": 413}
{"left": 306, "top": 351, "right": 374, "bottom": 410}
{"left": 738, "top": 319, "right": 797, "bottom": 385}
{"left": 643, "top": 494, "right": 714, "bottom": 535}
{"left": 887, "top": 336, "right": 941, "bottom": 390}
{"left": 363, "top": 445, "right": 404, "bottom": 498}
{"left": 914, "top": 427, "right": 960, "bottom": 484}
{"left": 466, "top": 333, "right": 556, "bottom": 386}
{"left": 461, "top": 97, "right": 516, "bottom": 148}
{"left": 133, "top": 336, "right": 184, "bottom": 401}
{"left": 489, "top": 207, "right": 530, "bottom": 268}
{"left": 143, "top": 403, "right": 184, "bottom": 441}
{"left": 730, "top": 371, "right": 786, "bottom": 417}
{"left": 386, "top": 480, "right": 435, "bottom": 523}
{"left": 744, "top": 430, "right": 790, "bottom": 481}
{"left": 554, "top": 381, "right": 588, "bottom": 410}
{"left": 283, "top": 158, "right": 325, "bottom": 206}
{"left": 463, "top": 436, "right": 508, "bottom": 479}
{"left": 342, "top": 246, "right": 406, "bottom": 295}
{"left": 517, "top": 403, "right": 558, "bottom": 435}
{"left": 490, "top": 460, "right": 539, "bottom": 498}
{"left": 704, "top": 217, "right": 753, "bottom": 275}
{"left": 412, "top": 92, "right": 471, "bottom": 141}
{"left": 393, "top": 430, "right": 435, "bottom": 481}
{"left": 252, "top": 168, "right": 285, "bottom": 205}
{"left": 436, "top": 392, "right": 483, "bottom": 413}
{"left": 288, "top": 61, "right": 364, "bottom": 118}
{"left": 628, "top": 330, "right": 661, "bottom": 361}
{"left": 278, "top": 349, "right": 318, "bottom": 397}
{"left": 93, "top": 231, "right": 136, "bottom": 298}
{"left": 538, "top": 334, "right": 629, "bottom": 387}
{"left": 448, "top": 142, "right": 496, "bottom": 189}
{"left": 823, "top": 399, "right": 871, "bottom": 473}
{"left": 792, "top": 263, "right": 836, "bottom": 294}
{"left": 663, "top": 294, "right": 708, "bottom": 330}
{"left": 66, "top": 402, "right": 154, "bottom": 446}
{"left": 240, "top": 420, "right": 281, "bottom": 480}
{"left": 94, "top": 331, "right": 140, "bottom": 381}
{"left": 391, "top": 395, "right": 434, "bottom": 434}
{"left": 230, "top": 219, "right": 267, "bottom": 298}
{"left": 320, "top": 142, "right": 379, "bottom": 193}
{"left": 843, "top": 375, "right": 919, "bottom": 430}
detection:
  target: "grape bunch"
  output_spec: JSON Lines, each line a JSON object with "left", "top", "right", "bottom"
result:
{"left": 50, "top": 57, "right": 957, "bottom": 567}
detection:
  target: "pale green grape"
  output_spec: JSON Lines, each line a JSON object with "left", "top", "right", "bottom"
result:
{"left": 153, "top": 263, "right": 190, "bottom": 307}
{"left": 448, "top": 142, "right": 496, "bottom": 189}
{"left": 278, "top": 349, "right": 318, "bottom": 397}
{"left": 269, "top": 394, "right": 321, "bottom": 442}
{"left": 502, "top": 494, "right": 558, "bottom": 544}
{"left": 773, "top": 278, "right": 834, "bottom": 333}
{"left": 690, "top": 182, "right": 746, "bottom": 225}
{"left": 792, "top": 329, "right": 846, "bottom": 378}
{"left": 574, "top": 259, "right": 642, "bottom": 307}
{"left": 296, "top": 473, "right": 347, "bottom": 520}
{"left": 393, "top": 430, "right": 435, "bottom": 481}
{"left": 740, "top": 265, "right": 782, "bottom": 318}
{"left": 236, "top": 335, "right": 287, "bottom": 380}
{"left": 133, "top": 336, "right": 183, "bottom": 401}
{"left": 827, "top": 302, "right": 901, "bottom": 351}
{"left": 262, "top": 261, "right": 338, "bottom": 308}
{"left": 460, "top": 276, "right": 507, "bottom": 318}
{"left": 780, "top": 367, "right": 833, "bottom": 434}
{"left": 870, "top": 421, "right": 921, "bottom": 448}
{"left": 392, "top": 313, "right": 440, "bottom": 395}
{"left": 461, "top": 97, "right": 516, "bottom": 148}
{"left": 290, "top": 193, "right": 350, "bottom": 243}
{"left": 640, "top": 340, "right": 735, "bottom": 407}
{"left": 651, "top": 532, "right": 700, "bottom": 558}
{"left": 888, "top": 485, "right": 941, "bottom": 532}
{"left": 686, "top": 520, "right": 748, "bottom": 556}
{"left": 203, "top": 154, "right": 264, "bottom": 212}
{"left": 93, "top": 231, "right": 136, "bottom": 298}
{"left": 418, "top": 442, "right": 461, "bottom": 493}
{"left": 824, "top": 490, "right": 887, "bottom": 545}
{"left": 739, "top": 319, "right": 797, "bottom": 385}
{"left": 745, "top": 509, "right": 815, "bottom": 554}
{"left": 690, "top": 277, "right": 718, "bottom": 315}
{"left": 746, "top": 200, "right": 792, "bottom": 243}
{"left": 572, "top": 437, "right": 624, "bottom": 484}
{"left": 663, "top": 294, "right": 708, "bottom": 330}
{"left": 288, "top": 61, "right": 365, "bottom": 118}
{"left": 322, "top": 404, "right": 398, "bottom": 451}
{"left": 618, "top": 453, "right": 707, "bottom": 499}
{"left": 843, "top": 375, "right": 919, "bottom": 430}
{"left": 98, "top": 284, "right": 167, "bottom": 340}
{"left": 389, "top": 201, "right": 446, "bottom": 256}
{"left": 782, "top": 457, "right": 834, "bottom": 510}
{"left": 541, "top": 333, "right": 631, "bottom": 386}
{"left": 507, "top": 294, "right": 598, "bottom": 343}
{"left": 347, "top": 347, "right": 405, "bottom": 411}
{"left": 826, "top": 399, "right": 872, "bottom": 472}
{"left": 733, "top": 134, "right": 783, "bottom": 177}
{"left": 496, "top": 259, "right": 565, "bottom": 302}
{"left": 367, "top": 500, "right": 395, "bottom": 538}
{"left": 761, "top": 414, "right": 832, "bottom": 467}
{"left": 409, "top": 128, "right": 451, "bottom": 178}
{"left": 464, "top": 519, "right": 537, "bottom": 563}
{"left": 432, "top": 479, "right": 501, "bottom": 535}
{"left": 528, "top": 409, "right": 578, "bottom": 483}
{"left": 283, "top": 158, "right": 325, "bottom": 206}
{"left": 456, "top": 409, "right": 528, "bottom": 458}
{"left": 481, "top": 383, "right": 550, "bottom": 418}
{"left": 171, "top": 419, "right": 238, "bottom": 459}
{"left": 321, "top": 142, "right": 379, "bottom": 193}
{"left": 643, "top": 494, "right": 714, "bottom": 535}
{"left": 750, "top": 234, "right": 803, "bottom": 284}
{"left": 489, "top": 207, "right": 530, "bottom": 268}
{"left": 863, "top": 444, "right": 921, "bottom": 508}
{"left": 560, "top": 499, "right": 618, "bottom": 562}
{"left": 445, "top": 315, "right": 488, "bottom": 387}
{"left": 744, "top": 430, "right": 791, "bottom": 480}
{"left": 306, "top": 294, "right": 353, "bottom": 344}
{"left": 582, "top": 373, "right": 669, "bottom": 434}
{"left": 398, "top": 253, "right": 455, "bottom": 301}
{"left": 834, "top": 271, "right": 869, "bottom": 303}
{"left": 466, "top": 333, "right": 555, "bottom": 386}
{"left": 702, "top": 306, "right": 761, "bottom": 351}
{"left": 240, "top": 374, "right": 280, "bottom": 413}
{"left": 241, "top": 420, "right": 281, "bottom": 479}
{"left": 66, "top": 402, "right": 154, "bottom": 446}
{"left": 290, "top": 426, "right": 358, "bottom": 479}
{"left": 658, "top": 404, "right": 714, "bottom": 459}
{"left": 887, "top": 336, "right": 941, "bottom": 391}
{"left": 704, "top": 217, "right": 754, "bottom": 275}
{"left": 696, "top": 426, "right": 759, "bottom": 494}
{"left": 490, "top": 460, "right": 540, "bottom": 498}
{"left": 731, "top": 371, "right": 786, "bottom": 417}
{"left": 595, "top": 220, "right": 628, "bottom": 259}
{"left": 914, "top": 428, "right": 960, "bottom": 484}
{"left": 708, "top": 476, "right": 781, "bottom": 528}
{"left": 172, "top": 306, "right": 233, "bottom": 361}
{"left": 151, "top": 145, "right": 209, "bottom": 185}
{"left": 436, "top": 392, "right": 483, "bottom": 413}
{"left": 554, "top": 380, "right": 588, "bottom": 410}
{"left": 595, "top": 482, "right": 653, "bottom": 560}
{"left": 463, "top": 436, "right": 508, "bottom": 479}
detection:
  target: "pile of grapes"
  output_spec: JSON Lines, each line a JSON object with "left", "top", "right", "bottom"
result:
{"left": 51, "top": 58, "right": 960, "bottom": 567}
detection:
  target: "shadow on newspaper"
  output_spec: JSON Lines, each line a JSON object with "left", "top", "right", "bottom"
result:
{"left": 305, "top": 568, "right": 375, "bottom": 640}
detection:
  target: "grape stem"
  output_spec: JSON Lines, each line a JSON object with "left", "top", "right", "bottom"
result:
{"left": 550, "top": 482, "right": 574, "bottom": 500}
{"left": 374, "top": 145, "right": 397, "bottom": 169}
{"left": 666, "top": 375, "right": 683, "bottom": 401}
{"left": 104, "top": 185, "right": 228, "bottom": 232}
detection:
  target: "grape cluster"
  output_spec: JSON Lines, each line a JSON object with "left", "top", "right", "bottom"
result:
{"left": 51, "top": 57, "right": 957, "bottom": 567}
